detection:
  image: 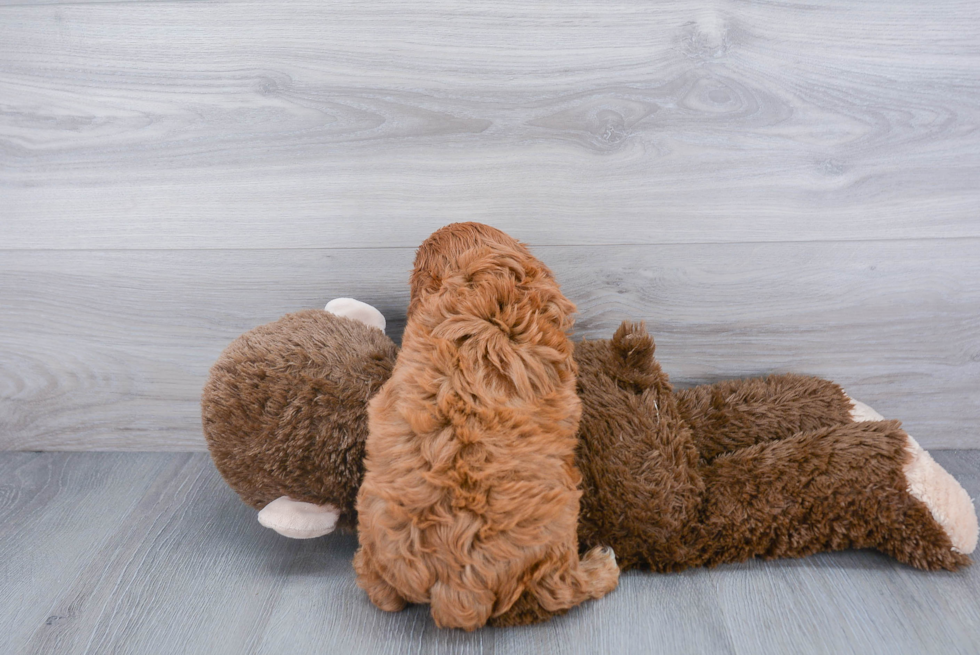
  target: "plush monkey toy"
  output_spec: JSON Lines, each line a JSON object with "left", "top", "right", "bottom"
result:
{"left": 202, "top": 299, "right": 977, "bottom": 626}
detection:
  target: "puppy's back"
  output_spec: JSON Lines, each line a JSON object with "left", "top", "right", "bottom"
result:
{"left": 355, "top": 223, "right": 618, "bottom": 630}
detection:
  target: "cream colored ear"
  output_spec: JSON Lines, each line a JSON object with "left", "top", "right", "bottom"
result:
{"left": 324, "top": 297, "right": 386, "bottom": 334}
{"left": 257, "top": 497, "right": 341, "bottom": 539}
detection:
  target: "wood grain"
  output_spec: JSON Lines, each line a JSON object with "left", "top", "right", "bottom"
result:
{"left": 2, "top": 239, "right": 978, "bottom": 451}
{"left": 2, "top": 451, "right": 978, "bottom": 654}
{"left": 0, "top": 453, "right": 194, "bottom": 652}
{"left": 2, "top": 0, "right": 979, "bottom": 248}
{"left": 2, "top": 1, "right": 978, "bottom": 453}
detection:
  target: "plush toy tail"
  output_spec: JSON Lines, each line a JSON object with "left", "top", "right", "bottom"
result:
{"left": 606, "top": 321, "right": 666, "bottom": 394}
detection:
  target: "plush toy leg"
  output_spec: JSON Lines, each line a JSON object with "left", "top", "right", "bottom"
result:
{"left": 324, "top": 297, "right": 386, "bottom": 334}
{"left": 675, "top": 374, "right": 854, "bottom": 460}
{"left": 256, "top": 496, "right": 341, "bottom": 539}
{"left": 694, "top": 420, "right": 972, "bottom": 571}
{"left": 844, "top": 395, "right": 977, "bottom": 554}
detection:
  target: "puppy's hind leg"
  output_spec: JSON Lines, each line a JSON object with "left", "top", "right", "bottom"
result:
{"left": 353, "top": 547, "right": 407, "bottom": 613}
{"left": 528, "top": 546, "right": 620, "bottom": 614}
{"left": 429, "top": 581, "right": 495, "bottom": 631}
{"left": 576, "top": 546, "right": 620, "bottom": 599}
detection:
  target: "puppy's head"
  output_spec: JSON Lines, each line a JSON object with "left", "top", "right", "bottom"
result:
{"left": 409, "top": 222, "right": 531, "bottom": 316}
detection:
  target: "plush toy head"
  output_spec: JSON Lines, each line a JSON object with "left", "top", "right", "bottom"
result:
{"left": 201, "top": 301, "right": 397, "bottom": 535}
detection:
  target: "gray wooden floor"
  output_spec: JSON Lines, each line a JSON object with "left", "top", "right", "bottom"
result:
{"left": 2, "top": 450, "right": 979, "bottom": 655}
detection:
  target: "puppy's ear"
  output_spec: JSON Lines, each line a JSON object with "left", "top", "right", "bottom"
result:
{"left": 324, "top": 298, "right": 386, "bottom": 334}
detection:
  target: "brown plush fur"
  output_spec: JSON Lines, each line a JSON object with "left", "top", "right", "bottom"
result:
{"left": 572, "top": 335, "right": 865, "bottom": 573}
{"left": 675, "top": 374, "right": 855, "bottom": 461}
{"left": 202, "top": 309, "right": 397, "bottom": 530}
{"left": 572, "top": 322, "right": 967, "bottom": 571}
{"left": 693, "top": 420, "right": 968, "bottom": 571}
{"left": 491, "top": 322, "right": 968, "bottom": 626}
{"left": 353, "top": 223, "right": 619, "bottom": 630}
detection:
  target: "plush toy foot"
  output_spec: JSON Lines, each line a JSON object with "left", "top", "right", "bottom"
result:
{"left": 324, "top": 298, "right": 386, "bottom": 334}
{"left": 257, "top": 497, "right": 341, "bottom": 539}
{"left": 846, "top": 395, "right": 885, "bottom": 423}
{"left": 903, "top": 435, "right": 979, "bottom": 554}
{"left": 846, "top": 395, "right": 978, "bottom": 555}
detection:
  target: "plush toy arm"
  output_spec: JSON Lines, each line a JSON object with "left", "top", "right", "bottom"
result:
{"left": 675, "top": 374, "right": 854, "bottom": 461}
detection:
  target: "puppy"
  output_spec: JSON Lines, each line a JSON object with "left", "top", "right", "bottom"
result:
{"left": 354, "top": 223, "right": 619, "bottom": 630}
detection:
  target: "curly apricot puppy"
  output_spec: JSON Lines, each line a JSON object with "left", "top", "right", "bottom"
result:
{"left": 354, "top": 223, "right": 619, "bottom": 630}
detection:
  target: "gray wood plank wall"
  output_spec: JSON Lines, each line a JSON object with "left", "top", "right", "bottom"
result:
{"left": 2, "top": 1, "right": 978, "bottom": 450}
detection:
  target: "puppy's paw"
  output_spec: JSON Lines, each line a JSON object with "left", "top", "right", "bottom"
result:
{"left": 257, "top": 497, "right": 340, "bottom": 539}
{"left": 324, "top": 297, "right": 386, "bottom": 334}
{"left": 354, "top": 548, "right": 408, "bottom": 613}
{"left": 580, "top": 546, "right": 620, "bottom": 598}
{"left": 366, "top": 582, "right": 408, "bottom": 613}
{"left": 903, "top": 436, "right": 978, "bottom": 554}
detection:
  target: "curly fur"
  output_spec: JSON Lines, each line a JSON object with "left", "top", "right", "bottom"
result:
{"left": 353, "top": 223, "right": 619, "bottom": 630}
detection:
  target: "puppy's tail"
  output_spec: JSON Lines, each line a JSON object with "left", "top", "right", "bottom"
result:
{"left": 429, "top": 581, "right": 495, "bottom": 631}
